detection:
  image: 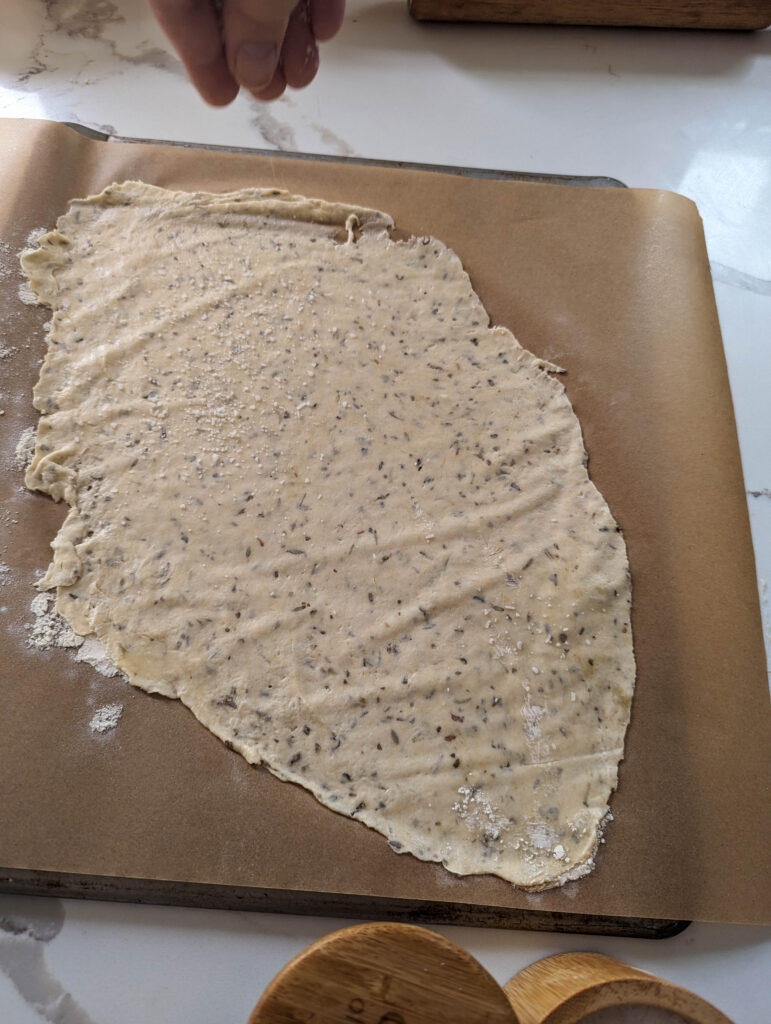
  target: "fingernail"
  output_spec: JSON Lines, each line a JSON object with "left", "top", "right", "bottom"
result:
{"left": 235, "top": 42, "right": 278, "bottom": 89}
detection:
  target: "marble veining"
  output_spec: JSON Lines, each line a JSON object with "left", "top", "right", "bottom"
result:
{"left": 0, "top": 897, "right": 97, "bottom": 1024}
{"left": 43, "top": 0, "right": 124, "bottom": 40}
{"left": 248, "top": 95, "right": 356, "bottom": 155}
{"left": 3, "top": 0, "right": 356, "bottom": 156}
{"left": 25, "top": 0, "right": 173, "bottom": 82}
{"left": 249, "top": 105, "right": 298, "bottom": 151}
{"left": 312, "top": 119, "right": 355, "bottom": 157}
{"left": 710, "top": 262, "right": 771, "bottom": 297}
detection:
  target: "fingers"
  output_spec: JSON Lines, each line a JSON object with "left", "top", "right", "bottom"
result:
{"left": 251, "top": 65, "right": 288, "bottom": 101}
{"left": 150, "top": 0, "right": 346, "bottom": 105}
{"left": 222, "top": 0, "right": 298, "bottom": 95}
{"left": 281, "top": 2, "right": 319, "bottom": 90}
{"left": 148, "top": 0, "right": 238, "bottom": 106}
{"left": 309, "top": 0, "right": 345, "bottom": 42}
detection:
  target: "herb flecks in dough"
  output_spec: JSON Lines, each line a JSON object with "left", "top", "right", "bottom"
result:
{"left": 22, "top": 181, "right": 635, "bottom": 890}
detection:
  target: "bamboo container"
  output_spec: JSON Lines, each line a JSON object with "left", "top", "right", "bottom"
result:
{"left": 248, "top": 922, "right": 735, "bottom": 1024}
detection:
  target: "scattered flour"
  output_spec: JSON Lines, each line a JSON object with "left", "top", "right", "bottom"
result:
{"left": 29, "top": 592, "right": 50, "bottom": 615}
{"left": 75, "top": 636, "right": 120, "bottom": 677}
{"left": 0, "top": 344, "right": 17, "bottom": 359}
{"left": 26, "top": 591, "right": 121, "bottom": 677}
{"left": 0, "top": 563, "right": 11, "bottom": 586}
{"left": 16, "top": 232, "right": 46, "bottom": 305}
{"left": 521, "top": 698, "right": 546, "bottom": 741}
{"left": 453, "top": 785, "right": 510, "bottom": 842}
{"left": 0, "top": 239, "right": 13, "bottom": 281}
{"left": 17, "top": 281, "right": 39, "bottom": 305}
{"left": 526, "top": 820, "right": 558, "bottom": 852}
{"left": 89, "top": 703, "right": 123, "bottom": 734}
{"left": 26, "top": 591, "right": 82, "bottom": 649}
{"left": 14, "top": 427, "right": 36, "bottom": 470}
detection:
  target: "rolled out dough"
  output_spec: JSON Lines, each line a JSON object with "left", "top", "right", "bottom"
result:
{"left": 22, "top": 181, "right": 635, "bottom": 889}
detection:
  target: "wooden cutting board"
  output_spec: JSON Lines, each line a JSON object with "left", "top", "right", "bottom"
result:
{"left": 0, "top": 118, "right": 768, "bottom": 935}
{"left": 407, "top": 0, "right": 771, "bottom": 29}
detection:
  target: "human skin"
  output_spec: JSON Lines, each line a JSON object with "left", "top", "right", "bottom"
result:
{"left": 147, "top": 0, "right": 346, "bottom": 103}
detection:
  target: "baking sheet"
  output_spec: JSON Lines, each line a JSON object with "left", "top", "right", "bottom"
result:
{"left": 0, "top": 117, "right": 768, "bottom": 928}
{"left": 66, "top": 121, "right": 627, "bottom": 190}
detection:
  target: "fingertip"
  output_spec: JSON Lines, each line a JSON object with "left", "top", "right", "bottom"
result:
{"left": 204, "top": 89, "right": 239, "bottom": 107}
{"left": 282, "top": 4, "right": 319, "bottom": 90}
{"left": 185, "top": 55, "right": 240, "bottom": 106}
{"left": 199, "top": 75, "right": 240, "bottom": 107}
{"left": 310, "top": 0, "right": 345, "bottom": 42}
{"left": 223, "top": 0, "right": 297, "bottom": 94}
{"left": 250, "top": 66, "right": 288, "bottom": 102}
{"left": 285, "top": 46, "right": 319, "bottom": 90}
{"left": 234, "top": 40, "right": 281, "bottom": 93}
{"left": 280, "top": 1, "right": 319, "bottom": 90}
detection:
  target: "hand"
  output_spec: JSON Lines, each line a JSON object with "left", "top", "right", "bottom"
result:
{"left": 148, "top": 0, "right": 345, "bottom": 105}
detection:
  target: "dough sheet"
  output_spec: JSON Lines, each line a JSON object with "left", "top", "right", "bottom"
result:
{"left": 22, "top": 182, "right": 635, "bottom": 888}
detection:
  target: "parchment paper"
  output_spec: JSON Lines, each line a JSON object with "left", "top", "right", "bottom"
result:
{"left": 0, "top": 118, "right": 768, "bottom": 927}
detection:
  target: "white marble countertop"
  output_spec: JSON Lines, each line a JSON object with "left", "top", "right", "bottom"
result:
{"left": 1, "top": 2, "right": 769, "bottom": 1022}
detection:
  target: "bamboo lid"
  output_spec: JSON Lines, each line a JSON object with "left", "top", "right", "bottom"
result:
{"left": 248, "top": 923, "right": 735, "bottom": 1024}
{"left": 249, "top": 921, "right": 517, "bottom": 1023}
{"left": 504, "top": 951, "right": 734, "bottom": 1024}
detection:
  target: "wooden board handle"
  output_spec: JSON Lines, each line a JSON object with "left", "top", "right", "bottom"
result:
{"left": 407, "top": 0, "right": 771, "bottom": 29}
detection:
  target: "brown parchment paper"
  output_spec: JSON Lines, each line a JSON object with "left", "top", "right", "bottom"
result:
{"left": 0, "top": 118, "right": 768, "bottom": 927}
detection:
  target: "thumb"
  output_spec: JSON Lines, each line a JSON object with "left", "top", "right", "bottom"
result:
{"left": 223, "top": 0, "right": 299, "bottom": 94}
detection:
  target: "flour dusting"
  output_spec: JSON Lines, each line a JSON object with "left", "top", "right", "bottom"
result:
{"left": 26, "top": 592, "right": 121, "bottom": 677}
{"left": 0, "top": 239, "right": 12, "bottom": 280}
{"left": 17, "top": 280, "right": 39, "bottom": 305}
{"left": 24, "top": 227, "right": 46, "bottom": 249}
{"left": 14, "top": 427, "right": 36, "bottom": 470}
{"left": 27, "top": 592, "right": 82, "bottom": 649}
{"left": 453, "top": 785, "right": 510, "bottom": 842}
{"left": 16, "top": 230, "right": 46, "bottom": 305}
{"left": 76, "top": 636, "right": 120, "bottom": 677}
{"left": 89, "top": 703, "right": 123, "bottom": 734}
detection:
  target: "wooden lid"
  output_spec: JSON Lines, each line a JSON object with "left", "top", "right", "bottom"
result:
{"left": 248, "top": 926, "right": 735, "bottom": 1024}
{"left": 504, "top": 952, "right": 735, "bottom": 1024}
{"left": 248, "top": 921, "right": 518, "bottom": 1024}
